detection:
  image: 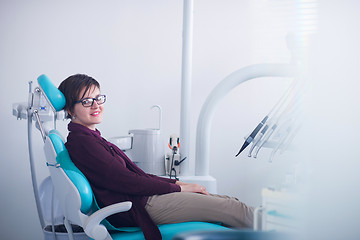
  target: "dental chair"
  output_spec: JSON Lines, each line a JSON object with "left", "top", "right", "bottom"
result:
{"left": 38, "top": 74, "right": 228, "bottom": 240}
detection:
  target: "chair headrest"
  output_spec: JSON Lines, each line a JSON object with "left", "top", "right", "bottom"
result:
{"left": 48, "top": 130, "right": 93, "bottom": 213}
{"left": 37, "top": 74, "right": 66, "bottom": 112}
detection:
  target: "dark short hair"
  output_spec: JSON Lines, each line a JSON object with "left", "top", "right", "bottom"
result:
{"left": 58, "top": 74, "right": 100, "bottom": 119}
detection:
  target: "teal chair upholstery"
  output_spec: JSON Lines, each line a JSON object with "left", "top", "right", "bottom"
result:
{"left": 40, "top": 74, "right": 228, "bottom": 240}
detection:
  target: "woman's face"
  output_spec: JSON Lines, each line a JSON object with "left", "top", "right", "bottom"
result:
{"left": 70, "top": 85, "right": 104, "bottom": 130}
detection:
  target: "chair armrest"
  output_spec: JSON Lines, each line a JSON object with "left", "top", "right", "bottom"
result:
{"left": 84, "top": 201, "right": 132, "bottom": 240}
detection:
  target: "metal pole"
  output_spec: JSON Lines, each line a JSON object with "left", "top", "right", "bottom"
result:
{"left": 179, "top": 0, "right": 193, "bottom": 176}
{"left": 27, "top": 108, "right": 46, "bottom": 229}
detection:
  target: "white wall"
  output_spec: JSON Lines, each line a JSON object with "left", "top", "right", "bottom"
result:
{"left": 299, "top": 1, "right": 360, "bottom": 239}
{"left": 1, "top": 0, "right": 306, "bottom": 239}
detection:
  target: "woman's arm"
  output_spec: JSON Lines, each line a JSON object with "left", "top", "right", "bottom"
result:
{"left": 148, "top": 174, "right": 177, "bottom": 184}
{"left": 67, "top": 133, "right": 181, "bottom": 196}
{"left": 146, "top": 176, "right": 209, "bottom": 195}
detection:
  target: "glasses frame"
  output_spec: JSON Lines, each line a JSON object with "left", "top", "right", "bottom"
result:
{"left": 74, "top": 94, "right": 106, "bottom": 107}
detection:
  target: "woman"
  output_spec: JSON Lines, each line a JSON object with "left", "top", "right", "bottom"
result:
{"left": 58, "top": 74, "right": 254, "bottom": 240}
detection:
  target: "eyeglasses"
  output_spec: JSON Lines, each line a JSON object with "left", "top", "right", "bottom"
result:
{"left": 74, "top": 95, "right": 106, "bottom": 107}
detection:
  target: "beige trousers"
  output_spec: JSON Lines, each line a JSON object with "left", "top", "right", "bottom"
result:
{"left": 145, "top": 192, "right": 254, "bottom": 228}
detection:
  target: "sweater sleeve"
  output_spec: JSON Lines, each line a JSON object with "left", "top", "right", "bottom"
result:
{"left": 148, "top": 174, "right": 177, "bottom": 184}
{"left": 66, "top": 133, "right": 181, "bottom": 196}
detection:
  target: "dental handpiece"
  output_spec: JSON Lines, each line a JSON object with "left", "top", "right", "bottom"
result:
{"left": 248, "top": 124, "right": 269, "bottom": 157}
{"left": 235, "top": 116, "right": 268, "bottom": 157}
{"left": 253, "top": 123, "right": 277, "bottom": 158}
{"left": 235, "top": 79, "right": 299, "bottom": 158}
{"left": 254, "top": 99, "right": 302, "bottom": 159}
{"left": 252, "top": 83, "right": 301, "bottom": 158}
{"left": 252, "top": 107, "right": 289, "bottom": 159}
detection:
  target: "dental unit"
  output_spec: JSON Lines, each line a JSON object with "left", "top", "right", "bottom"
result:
{"left": 245, "top": 80, "right": 299, "bottom": 158}
{"left": 12, "top": 64, "right": 300, "bottom": 240}
{"left": 195, "top": 63, "right": 297, "bottom": 186}
{"left": 246, "top": 79, "right": 303, "bottom": 160}
{"left": 11, "top": 0, "right": 307, "bottom": 239}
{"left": 258, "top": 86, "right": 302, "bottom": 159}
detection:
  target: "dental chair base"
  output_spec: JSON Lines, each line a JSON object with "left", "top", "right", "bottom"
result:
{"left": 43, "top": 225, "right": 90, "bottom": 240}
{"left": 173, "top": 229, "right": 292, "bottom": 240}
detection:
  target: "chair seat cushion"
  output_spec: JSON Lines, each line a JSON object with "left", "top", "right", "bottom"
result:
{"left": 110, "top": 222, "right": 229, "bottom": 240}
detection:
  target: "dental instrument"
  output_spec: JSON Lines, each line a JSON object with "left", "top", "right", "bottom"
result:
{"left": 247, "top": 80, "right": 299, "bottom": 157}
{"left": 248, "top": 124, "right": 269, "bottom": 157}
{"left": 252, "top": 82, "right": 303, "bottom": 159}
{"left": 195, "top": 63, "right": 296, "bottom": 184}
{"left": 235, "top": 115, "right": 268, "bottom": 157}
{"left": 166, "top": 134, "right": 180, "bottom": 179}
{"left": 239, "top": 78, "right": 299, "bottom": 158}
{"left": 165, "top": 134, "right": 188, "bottom": 180}
{"left": 253, "top": 123, "right": 277, "bottom": 159}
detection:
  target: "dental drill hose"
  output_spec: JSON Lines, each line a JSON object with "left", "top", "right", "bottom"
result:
{"left": 170, "top": 150, "right": 177, "bottom": 180}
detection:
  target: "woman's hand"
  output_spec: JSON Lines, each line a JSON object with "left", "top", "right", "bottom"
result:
{"left": 176, "top": 181, "right": 210, "bottom": 195}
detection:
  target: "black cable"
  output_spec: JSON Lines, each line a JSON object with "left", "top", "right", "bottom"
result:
{"left": 169, "top": 150, "right": 179, "bottom": 180}
{"left": 170, "top": 150, "right": 175, "bottom": 179}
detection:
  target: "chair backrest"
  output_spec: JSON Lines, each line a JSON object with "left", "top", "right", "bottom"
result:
{"left": 38, "top": 74, "right": 93, "bottom": 227}
{"left": 39, "top": 74, "right": 118, "bottom": 231}
{"left": 46, "top": 129, "right": 132, "bottom": 232}
{"left": 49, "top": 130, "right": 94, "bottom": 213}
{"left": 38, "top": 74, "right": 66, "bottom": 112}
{"left": 44, "top": 130, "right": 94, "bottom": 227}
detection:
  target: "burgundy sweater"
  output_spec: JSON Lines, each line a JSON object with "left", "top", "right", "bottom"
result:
{"left": 65, "top": 122, "right": 181, "bottom": 240}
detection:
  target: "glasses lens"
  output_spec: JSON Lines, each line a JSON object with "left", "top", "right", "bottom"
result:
{"left": 96, "top": 95, "right": 106, "bottom": 105}
{"left": 78, "top": 95, "right": 106, "bottom": 107}
{"left": 81, "top": 98, "right": 94, "bottom": 107}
